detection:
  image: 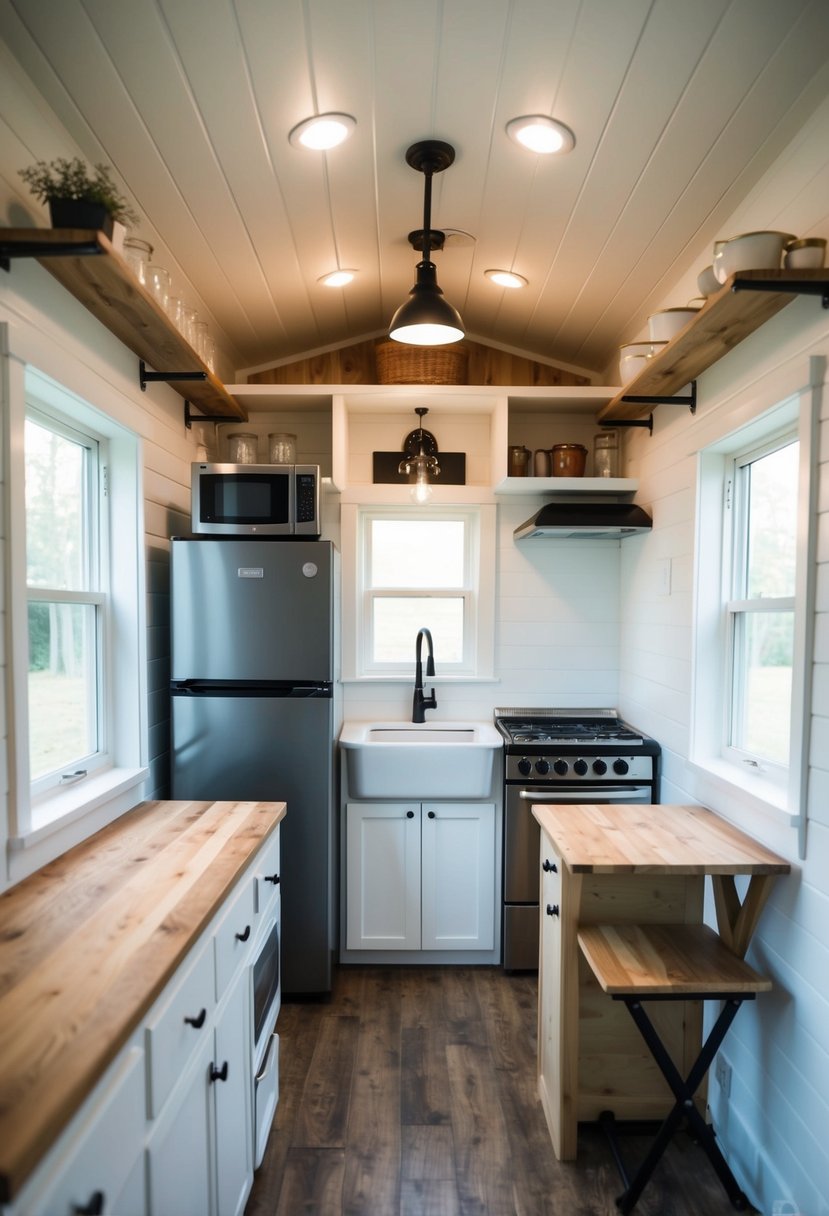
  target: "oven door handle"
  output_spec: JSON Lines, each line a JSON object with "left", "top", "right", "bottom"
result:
{"left": 518, "top": 786, "right": 652, "bottom": 801}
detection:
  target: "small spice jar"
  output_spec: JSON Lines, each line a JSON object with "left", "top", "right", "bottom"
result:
{"left": 551, "top": 443, "right": 587, "bottom": 477}
{"left": 593, "top": 430, "right": 619, "bottom": 478}
{"left": 228, "top": 432, "right": 258, "bottom": 464}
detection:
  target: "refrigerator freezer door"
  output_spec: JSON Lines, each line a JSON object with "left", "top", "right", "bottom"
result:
{"left": 171, "top": 693, "right": 334, "bottom": 994}
{"left": 171, "top": 539, "right": 333, "bottom": 683}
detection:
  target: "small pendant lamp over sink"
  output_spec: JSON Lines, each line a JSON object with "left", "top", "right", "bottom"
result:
{"left": 389, "top": 140, "right": 465, "bottom": 346}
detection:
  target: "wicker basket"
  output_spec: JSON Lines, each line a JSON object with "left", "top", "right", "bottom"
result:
{"left": 375, "top": 339, "right": 468, "bottom": 385}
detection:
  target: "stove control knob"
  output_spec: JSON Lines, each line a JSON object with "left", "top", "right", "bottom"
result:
{"left": 553, "top": 759, "right": 569, "bottom": 776}
{"left": 573, "top": 759, "right": 588, "bottom": 776}
{"left": 613, "top": 758, "right": 630, "bottom": 775}
{"left": 517, "top": 758, "right": 532, "bottom": 776}
{"left": 536, "top": 759, "right": 551, "bottom": 775}
{"left": 592, "top": 759, "right": 607, "bottom": 775}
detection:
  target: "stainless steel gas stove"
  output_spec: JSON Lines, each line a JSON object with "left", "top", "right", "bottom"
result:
{"left": 494, "top": 707, "right": 660, "bottom": 970}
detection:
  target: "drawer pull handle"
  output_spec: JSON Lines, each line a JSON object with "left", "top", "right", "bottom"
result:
{"left": 427, "top": 810, "right": 436, "bottom": 818}
{"left": 235, "top": 924, "right": 251, "bottom": 942}
{"left": 546, "top": 903, "right": 560, "bottom": 917}
{"left": 406, "top": 810, "right": 415, "bottom": 818}
{"left": 542, "top": 859, "right": 558, "bottom": 873}
{"left": 72, "top": 1192, "right": 105, "bottom": 1215}
{"left": 264, "top": 873, "right": 280, "bottom": 885}
{"left": 184, "top": 1008, "right": 207, "bottom": 1029}
{"left": 210, "top": 1061, "right": 229, "bottom": 1083}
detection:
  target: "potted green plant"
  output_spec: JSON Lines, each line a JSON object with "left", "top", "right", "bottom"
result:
{"left": 18, "top": 157, "right": 138, "bottom": 239}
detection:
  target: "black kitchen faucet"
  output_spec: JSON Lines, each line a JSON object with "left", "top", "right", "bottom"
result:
{"left": 412, "top": 627, "right": 437, "bottom": 723}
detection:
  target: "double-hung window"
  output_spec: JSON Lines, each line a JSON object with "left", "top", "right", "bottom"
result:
{"left": 725, "top": 434, "right": 798, "bottom": 776}
{"left": 342, "top": 504, "right": 495, "bottom": 680}
{"left": 26, "top": 409, "right": 107, "bottom": 793}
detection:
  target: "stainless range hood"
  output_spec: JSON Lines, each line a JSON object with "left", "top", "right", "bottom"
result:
{"left": 514, "top": 501, "right": 652, "bottom": 540}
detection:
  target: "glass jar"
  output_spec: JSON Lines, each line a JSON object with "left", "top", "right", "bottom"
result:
{"left": 593, "top": 431, "right": 619, "bottom": 478}
{"left": 508, "top": 445, "right": 530, "bottom": 476}
{"left": 268, "top": 432, "right": 297, "bottom": 464}
{"left": 145, "top": 264, "right": 169, "bottom": 309}
{"left": 123, "top": 238, "right": 153, "bottom": 285}
{"left": 228, "top": 432, "right": 258, "bottom": 464}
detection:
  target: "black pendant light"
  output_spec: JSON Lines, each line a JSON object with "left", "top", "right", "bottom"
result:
{"left": 388, "top": 140, "right": 465, "bottom": 346}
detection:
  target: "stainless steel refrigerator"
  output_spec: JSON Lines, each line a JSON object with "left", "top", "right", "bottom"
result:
{"left": 170, "top": 537, "right": 336, "bottom": 994}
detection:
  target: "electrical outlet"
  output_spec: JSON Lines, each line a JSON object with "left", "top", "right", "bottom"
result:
{"left": 715, "top": 1054, "right": 732, "bottom": 1098}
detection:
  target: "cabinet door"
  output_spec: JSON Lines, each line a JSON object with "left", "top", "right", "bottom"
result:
{"left": 147, "top": 1037, "right": 213, "bottom": 1216}
{"left": 346, "top": 803, "right": 421, "bottom": 949}
{"left": 421, "top": 803, "right": 495, "bottom": 950}
{"left": 213, "top": 974, "right": 253, "bottom": 1216}
{"left": 537, "top": 841, "right": 564, "bottom": 1155}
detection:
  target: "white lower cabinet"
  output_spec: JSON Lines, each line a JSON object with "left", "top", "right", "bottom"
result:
{"left": 5, "top": 827, "right": 281, "bottom": 1216}
{"left": 10, "top": 1044, "right": 146, "bottom": 1216}
{"left": 346, "top": 801, "right": 495, "bottom": 951}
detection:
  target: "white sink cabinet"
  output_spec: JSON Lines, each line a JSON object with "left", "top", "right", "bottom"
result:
{"left": 345, "top": 801, "right": 496, "bottom": 957}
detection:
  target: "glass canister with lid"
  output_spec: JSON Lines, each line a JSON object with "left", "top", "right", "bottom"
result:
{"left": 593, "top": 430, "right": 620, "bottom": 478}
{"left": 227, "top": 432, "right": 258, "bottom": 464}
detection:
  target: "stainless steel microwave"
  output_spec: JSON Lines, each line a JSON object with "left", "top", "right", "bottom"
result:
{"left": 191, "top": 462, "right": 321, "bottom": 536}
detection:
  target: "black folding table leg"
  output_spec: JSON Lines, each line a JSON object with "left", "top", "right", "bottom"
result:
{"left": 611, "top": 995, "right": 750, "bottom": 1214}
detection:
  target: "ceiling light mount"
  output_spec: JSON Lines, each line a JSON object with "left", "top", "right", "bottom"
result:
{"left": 506, "top": 115, "right": 575, "bottom": 155}
{"left": 388, "top": 139, "right": 465, "bottom": 346}
{"left": 288, "top": 112, "right": 356, "bottom": 150}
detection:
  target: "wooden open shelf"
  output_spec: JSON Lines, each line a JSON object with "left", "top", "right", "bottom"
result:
{"left": 0, "top": 227, "right": 246, "bottom": 421}
{"left": 599, "top": 268, "right": 829, "bottom": 423}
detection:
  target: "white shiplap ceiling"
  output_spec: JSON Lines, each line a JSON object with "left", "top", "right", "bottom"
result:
{"left": 3, "top": 0, "right": 829, "bottom": 378}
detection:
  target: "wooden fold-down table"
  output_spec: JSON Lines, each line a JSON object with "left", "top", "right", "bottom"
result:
{"left": 531, "top": 803, "right": 790, "bottom": 1161}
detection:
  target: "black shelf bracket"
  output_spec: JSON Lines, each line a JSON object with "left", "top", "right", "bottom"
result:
{"left": 0, "top": 237, "right": 104, "bottom": 273}
{"left": 609, "top": 414, "right": 654, "bottom": 435}
{"left": 731, "top": 277, "right": 829, "bottom": 308}
{"left": 621, "top": 380, "right": 697, "bottom": 414}
{"left": 183, "top": 401, "right": 243, "bottom": 430}
{"left": 139, "top": 359, "right": 208, "bottom": 393}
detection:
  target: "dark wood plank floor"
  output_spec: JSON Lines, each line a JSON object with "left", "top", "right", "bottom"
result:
{"left": 245, "top": 965, "right": 754, "bottom": 1216}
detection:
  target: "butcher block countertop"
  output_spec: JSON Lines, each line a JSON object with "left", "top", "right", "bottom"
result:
{"left": 0, "top": 798, "right": 285, "bottom": 1203}
{"left": 531, "top": 802, "right": 790, "bottom": 876}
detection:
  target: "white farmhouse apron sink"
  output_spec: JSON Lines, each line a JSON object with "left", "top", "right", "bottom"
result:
{"left": 339, "top": 720, "right": 502, "bottom": 798}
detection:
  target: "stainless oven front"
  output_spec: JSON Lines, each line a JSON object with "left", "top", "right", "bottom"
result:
{"left": 251, "top": 913, "right": 280, "bottom": 1168}
{"left": 503, "top": 780, "right": 654, "bottom": 971}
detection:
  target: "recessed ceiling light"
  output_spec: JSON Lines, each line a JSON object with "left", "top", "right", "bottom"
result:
{"left": 289, "top": 113, "right": 356, "bottom": 150}
{"left": 485, "top": 269, "right": 528, "bottom": 289}
{"left": 506, "top": 115, "right": 575, "bottom": 155}
{"left": 319, "top": 269, "right": 357, "bottom": 287}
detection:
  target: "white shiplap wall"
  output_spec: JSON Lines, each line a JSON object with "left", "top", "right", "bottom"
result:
{"left": 0, "top": 43, "right": 198, "bottom": 885}
{"left": 618, "top": 95, "right": 829, "bottom": 1216}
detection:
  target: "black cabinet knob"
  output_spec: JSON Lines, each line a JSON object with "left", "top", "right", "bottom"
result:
{"left": 542, "top": 859, "right": 558, "bottom": 873}
{"left": 72, "top": 1192, "right": 105, "bottom": 1215}
{"left": 210, "top": 1061, "right": 229, "bottom": 1083}
{"left": 546, "top": 903, "right": 560, "bottom": 917}
{"left": 427, "top": 810, "right": 436, "bottom": 818}
{"left": 264, "top": 873, "right": 280, "bottom": 884}
{"left": 406, "top": 810, "right": 415, "bottom": 818}
{"left": 184, "top": 1008, "right": 207, "bottom": 1029}
{"left": 235, "top": 924, "right": 251, "bottom": 942}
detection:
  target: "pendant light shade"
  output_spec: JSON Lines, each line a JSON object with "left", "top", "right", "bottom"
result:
{"left": 389, "top": 140, "right": 465, "bottom": 346}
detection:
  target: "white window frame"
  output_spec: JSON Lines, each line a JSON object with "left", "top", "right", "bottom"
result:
{"left": 26, "top": 405, "right": 110, "bottom": 798}
{"left": 341, "top": 503, "right": 496, "bottom": 681}
{"left": 722, "top": 432, "right": 797, "bottom": 784}
{"left": 690, "top": 373, "right": 818, "bottom": 839}
{"left": 3, "top": 332, "right": 148, "bottom": 880}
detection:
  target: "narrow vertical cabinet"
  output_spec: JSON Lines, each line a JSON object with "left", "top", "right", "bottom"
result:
{"left": 537, "top": 842, "right": 566, "bottom": 1158}
{"left": 345, "top": 801, "right": 495, "bottom": 952}
{"left": 345, "top": 802, "right": 421, "bottom": 950}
